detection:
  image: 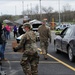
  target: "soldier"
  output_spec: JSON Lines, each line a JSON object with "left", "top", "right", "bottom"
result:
{"left": 13, "top": 23, "right": 39, "bottom": 75}
{"left": 38, "top": 20, "right": 51, "bottom": 60}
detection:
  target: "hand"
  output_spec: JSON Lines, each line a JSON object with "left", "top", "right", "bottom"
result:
{"left": 13, "top": 47, "right": 17, "bottom": 52}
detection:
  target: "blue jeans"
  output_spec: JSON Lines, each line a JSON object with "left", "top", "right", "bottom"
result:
{"left": 0, "top": 43, "right": 6, "bottom": 59}
{"left": 0, "top": 44, "right": 4, "bottom": 59}
{"left": 6, "top": 31, "right": 10, "bottom": 39}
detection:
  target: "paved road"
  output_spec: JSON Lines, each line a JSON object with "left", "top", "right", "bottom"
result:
{"left": 0, "top": 31, "right": 75, "bottom": 75}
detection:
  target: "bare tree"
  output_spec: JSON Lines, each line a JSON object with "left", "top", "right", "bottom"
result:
{"left": 42, "top": 6, "right": 53, "bottom": 21}
{"left": 62, "top": 3, "right": 72, "bottom": 22}
{"left": 63, "top": 3, "right": 71, "bottom": 12}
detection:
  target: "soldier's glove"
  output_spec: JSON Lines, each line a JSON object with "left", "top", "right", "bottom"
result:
{"left": 13, "top": 48, "right": 17, "bottom": 52}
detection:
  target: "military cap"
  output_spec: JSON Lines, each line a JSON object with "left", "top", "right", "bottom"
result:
{"left": 42, "top": 19, "right": 47, "bottom": 22}
{"left": 23, "top": 22, "right": 31, "bottom": 29}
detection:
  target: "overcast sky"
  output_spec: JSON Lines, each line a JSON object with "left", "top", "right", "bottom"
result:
{"left": 0, "top": 0, "right": 75, "bottom": 16}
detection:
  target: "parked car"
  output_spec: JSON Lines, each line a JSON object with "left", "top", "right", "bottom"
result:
{"left": 29, "top": 20, "right": 42, "bottom": 41}
{"left": 56, "top": 24, "right": 70, "bottom": 30}
{"left": 16, "top": 20, "right": 42, "bottom": 42}
{"left": 16, "top": 34, "right": 24, "bottom": 43}
{"left": 54, "top": 25, "right": 75, "bottom": 62}
{"left": 16, "top": 23, "right": 41, "bottom": 43}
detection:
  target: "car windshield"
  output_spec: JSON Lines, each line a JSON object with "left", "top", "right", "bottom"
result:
{"left": 64, "top": 26, "right": 75, "bottom": 37}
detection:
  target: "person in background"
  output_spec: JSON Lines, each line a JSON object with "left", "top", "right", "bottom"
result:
{"left": 0, "top": 23, "right": 3, "bottom": 60}
{"left": 2, "top": 25, "right": 7, "bottom": 39}
{"left": 5, "top": 24, "right": 11, "bottom": 39}
{"left": 13, "top": 25, "right": 18, "bottom": 38}
{"left": 2, "top": 24, "right": 7, "bottom": 61}
{"left": 38, "top": 20, "right": 51, "bottom": 60}
{"left": 18, "top": 20, "right": 26, "bottom": 35}
{"left": 13, "top": 23, "right": 39, "bottom": 75}
{"left": 18, "top": 24, "right": 25, "bottom": 35}
{"left": 0, "top": 23, "right": 7, "bottom": 61}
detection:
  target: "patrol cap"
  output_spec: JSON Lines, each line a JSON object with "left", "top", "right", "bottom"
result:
{"left": 23, "top": 22, "right": 31, "bottom": 29}
{"left": 42, "top": 19, "right": 47, "bottom": 22}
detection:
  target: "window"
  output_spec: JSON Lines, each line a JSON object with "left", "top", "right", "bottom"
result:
{"left": 63, "top": 25, "right": 66, "bottom": 27}
{"left": 72, "top": 28, "right": 75, "bottom": 36}
{"left": 64, "top": 27, "right": 73, "bottom": 38}
{"left": 65, "top": 28, "right": 72, "bottom": 35}
{"left": 60, "top": 25, "right": 62, "bottom": 27}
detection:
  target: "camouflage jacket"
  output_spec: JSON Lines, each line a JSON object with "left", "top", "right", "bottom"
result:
{"left": 15, "top": 30, "right": 37, "bottom": 55}
{"left": 38, "top": 25, "right": 51, "bottom": 42}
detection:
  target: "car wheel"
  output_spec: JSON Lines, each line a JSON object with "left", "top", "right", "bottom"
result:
{"left": 54, "top": 43, "right": 60, "bottom": 53}
{"left": 57, "top": 28, "right": 60, "bottom": 31}
{"left": 68, "top": 47, "right": 75, "bottom": 62}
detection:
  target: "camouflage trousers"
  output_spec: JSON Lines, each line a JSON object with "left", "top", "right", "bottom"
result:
{"left": 20, "top": 53, "right": 39, "bottom": 75}
{"left": 40, "top": 41, "right": 48, "bottom": 58}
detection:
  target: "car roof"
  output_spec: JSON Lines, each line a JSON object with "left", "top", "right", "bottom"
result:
{"left": 70, "top": 25, "right": 75, "bottom": 27}
{"left": 68, "top": 25, "right": 75, "bottom": 30}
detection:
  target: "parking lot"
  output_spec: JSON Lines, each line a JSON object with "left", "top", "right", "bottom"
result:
{"left": 0, "top": 31, "right": 75, "bottom": 75}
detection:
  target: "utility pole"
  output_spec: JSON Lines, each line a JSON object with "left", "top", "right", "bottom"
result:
{"left": 30, "top": 3, "right": 32, "bottom": 20}
{"left": 27, "top": 4, "right": 28, "bottom": 16}
{"left": 15, "top": 6, "right": 17, "bottom": 16}
{"left": 22, "top": 1, "right": 24, "bottom": 18}
{"left": 1, "top": 12, "right": 2, "bottom": 16}
{"left": 39, "top": 0, "right": 42, "bottom": 21}
{"left": 58, "top": 0, "right": 61, "bottom": 25}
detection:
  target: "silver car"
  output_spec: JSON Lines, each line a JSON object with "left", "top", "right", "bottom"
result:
{"left": 56, "top": 24, "right": 70, "bottom": 30}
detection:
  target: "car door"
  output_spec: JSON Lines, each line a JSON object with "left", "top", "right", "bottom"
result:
{"left": 55, "top": 28, "right": 67, "bottom": 50}
{"left": 61, "top": 27, "right": 72, "bottom": 53}
{"left": 55, "top": 35, "right": 62, "bottom": 50}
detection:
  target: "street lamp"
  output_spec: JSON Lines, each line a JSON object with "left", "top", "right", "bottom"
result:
{"left": 15, "top": 6, "right": 17, "bottom": 16}
{"left": 30, "top": 3, "right": 32, "bottom": 20}
{"left": 22, "top": 1, "right": 24, "bottom": 18}
{"left": 39, "top": 0, "right": 42, "bottom": 20}
{"left": 58, "top": 0, "right": 61, "bottom": 25}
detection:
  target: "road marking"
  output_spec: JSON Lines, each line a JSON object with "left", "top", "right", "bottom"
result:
{"left": 8, "top": 60, "right": 59, "bottom": 64}
{"left": 7, "top": 60, "right": 12, "bottom": 70}
{"left": 47, "top": 54, "right": 75, "bottom": 71}
{"left": 5, "top": 48, "right": 75, "bottom": 71}
{"left": 5, "top": 52, "right": 22, "bottom": 54}
{"left": 10, "top": 69, "right": 22, "bottom": 75}
{"left": 38, "top": 48, "right": 75, "bottom": 71}
{"left": 39, "top": 61, "right": 59, "bottom": 64}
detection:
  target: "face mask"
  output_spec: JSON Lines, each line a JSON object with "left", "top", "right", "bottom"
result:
{"left": 23, "top": 29, "right": 26, "bottom": 32}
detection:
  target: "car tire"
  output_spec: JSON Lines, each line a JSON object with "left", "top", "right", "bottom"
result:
{"left": 54, "top": 43, "right": 60, "bottom": 53}
{"left": 68, "top": 46, "right": 75, "bottom": 62}
{"left": 57, "top": 28, "right": 60, "bottom": 31}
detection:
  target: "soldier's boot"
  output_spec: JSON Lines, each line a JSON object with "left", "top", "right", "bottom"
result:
{"left": 24, "top": 71, "right": 32, "bottom": 75}
{"left": 31, "top": 64, "right": 38, "bottom": 75}
{"left": 44, "top": 54, "right": 48, "bottom": 60}
{"left": 32, "top": 71, "right": 38, "bottom": 75}
{"left": 42, "top": 49, "right": 46, "bottom": 54}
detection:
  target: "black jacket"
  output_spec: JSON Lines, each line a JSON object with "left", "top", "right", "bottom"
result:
{"left": 18, "top": 25, "right": 25, "bottom": 35}
{"left": 0, "top": 23, "right": 3, "bottom": 44}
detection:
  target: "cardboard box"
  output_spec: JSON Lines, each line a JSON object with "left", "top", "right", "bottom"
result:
{"left": 12, "top": 40, "right": 24, "bottom": 52}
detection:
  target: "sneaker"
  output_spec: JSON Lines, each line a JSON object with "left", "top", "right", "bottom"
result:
{"left": 44, "top": 55, "right": 48, "bottom": 60}
{"left": 44, "top": 58, "right": 47, "bottom": 60}
{"left": 1, "top": 58, "right": 8, "bottom": 61}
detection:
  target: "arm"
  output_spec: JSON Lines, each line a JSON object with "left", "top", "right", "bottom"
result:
{"left": 13, "top": 35, "right": 26, "bottom": 52}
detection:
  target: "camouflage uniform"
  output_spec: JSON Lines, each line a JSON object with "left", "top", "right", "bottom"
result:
{"left": 14, "top": 24, "right": 39, "bottom": 75}
{"left": 38, "top": 24, "right": 51, "bottom": 59}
